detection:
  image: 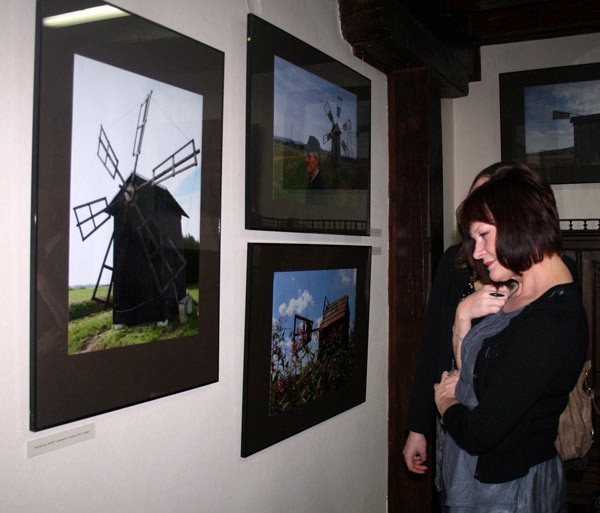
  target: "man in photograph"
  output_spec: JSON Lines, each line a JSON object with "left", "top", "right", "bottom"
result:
{"left": 305, "top": 135, "right": 325, "bottom": 204}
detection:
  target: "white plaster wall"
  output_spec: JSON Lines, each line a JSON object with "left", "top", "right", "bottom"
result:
{"left": 0, "top": 1, "right": 389, "bottom": 512}
{"left": 444, "top": 33, "right": 600, "bottom": 244}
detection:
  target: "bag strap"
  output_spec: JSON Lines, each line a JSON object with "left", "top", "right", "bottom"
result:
{"left": 581, "top": 361, "right": 600, "bottom": 414}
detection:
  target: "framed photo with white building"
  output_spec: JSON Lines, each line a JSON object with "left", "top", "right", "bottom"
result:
{"left": 500, "top": 63, "right": 600, "bottom": 184}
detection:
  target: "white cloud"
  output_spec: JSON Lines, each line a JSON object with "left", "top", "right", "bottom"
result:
{"left": 339, "top": 268, "right": 356, "bottom": 286}
{"left": 278, "top": 289, "right": 313, "bottom": 317}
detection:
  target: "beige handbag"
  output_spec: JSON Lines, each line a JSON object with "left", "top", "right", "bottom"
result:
{"left": 555, "top": 360, "right": 596, "bottom": 461}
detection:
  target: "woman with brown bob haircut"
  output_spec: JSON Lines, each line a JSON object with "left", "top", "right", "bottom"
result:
{"left": 458, "top": 162, "right": 562, "bottom": 280}
{"left": 434, "top": 164, "right": 588, "bottom": 512}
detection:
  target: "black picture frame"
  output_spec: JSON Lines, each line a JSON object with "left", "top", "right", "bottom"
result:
{"left": 241, "top": 243, "right": 371, "bottom": 456}
{"left": 30, "top": 0, "right": 223, "bottom": 430}
{"left": 245, "top": 14, "right": 371, "bottom": 235}
{"left": 500, "top": 63, "right": 600, "bottom": 184}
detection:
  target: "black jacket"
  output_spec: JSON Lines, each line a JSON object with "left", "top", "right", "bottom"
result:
{"left": 405, "top": 245, "right": 580, "bottom": 438}
{"left": 406, "top": 244, "right": 471, "bottom": 435}
{"left": 443, "top": 282, "right": 588, "bottom": 483}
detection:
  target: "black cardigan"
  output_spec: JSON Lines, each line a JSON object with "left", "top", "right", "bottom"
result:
{"left": 443, "top": 282, "right": 588, "bottom": 483}
{"left": 405, "top": 245, "right": 580, "bottom": 438}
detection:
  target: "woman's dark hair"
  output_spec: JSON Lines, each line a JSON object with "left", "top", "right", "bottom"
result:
{"left": 468, "top": 161, "right": 520, "bottom": 193}
{"left": 456, "top": 163, "right": 561, "bottom": 279}
{"left": 455, "top": 161, "right": 520, "bottom": 270}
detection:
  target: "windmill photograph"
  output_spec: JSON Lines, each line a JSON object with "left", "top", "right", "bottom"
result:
{"left": 68, "top": 54, "right": 203, "bottom": 355}
{"left": 272, "top": 56, "right": 364, "bottom": 204}
{"left": 241, "top": 243, "right": 370, "bottom": 455}
{"left": 524, "top": 78, "right": 600, "bottom": 174}
{"left": 269, "top": 267, "right": 357, "bottom": 416}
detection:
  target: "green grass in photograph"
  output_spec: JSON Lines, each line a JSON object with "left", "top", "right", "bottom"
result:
{"left": 274, "top": 141, "right": 308, "bottom": 203}
{"left": 67, "top": 283, "right": 200, "bottom": 354}
{"left": 273, "top": 140, "right": 366, "bottom": 206}
{"left": 68, "top": 285, "right": 111, "bottom": 303}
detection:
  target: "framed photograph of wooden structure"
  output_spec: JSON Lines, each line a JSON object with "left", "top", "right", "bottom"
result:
{"left": 500, "top": 63, "right": 600, "bottom": 184}
{"left": 241, "top": 243, "right": 371, "bottom": 456}
{"left": 245, "top": 14, "right": 371, "bottom": 235}
{"left": 30, "top": 0, "right": 224, "bottom": 430}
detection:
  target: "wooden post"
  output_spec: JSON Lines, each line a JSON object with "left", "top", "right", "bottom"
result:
{"left": 388, "top": 65, "right": 443, "bottom": 513}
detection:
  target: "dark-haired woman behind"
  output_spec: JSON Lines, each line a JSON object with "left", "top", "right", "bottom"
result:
{"left": 434, "top": 164, "right": 588, "bottom": 512}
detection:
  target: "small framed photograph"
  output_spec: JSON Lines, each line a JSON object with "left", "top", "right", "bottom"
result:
{"left": 245, "top": 14, "right": 371, "bottom": 235}
{"left": 500, "top": 63, "right": 600, "bottom": 184}
{"left": 31, "top": 0, "right": 223, "bottom": 430}
{"left": 241, "top": 243, "right": 371, "bottom": 456}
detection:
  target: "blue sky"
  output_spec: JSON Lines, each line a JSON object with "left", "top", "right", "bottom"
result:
{"left": 68, "top": 54, "right": 203, "bottom": 286}
{"left": 525, "top": 78, "right": 600, "bottom": 154}
{"left": 271, "top": 268, "right": 357, "bottom": 344}
{"left": 273, "top": 56, "right": 357, "bottom": 158}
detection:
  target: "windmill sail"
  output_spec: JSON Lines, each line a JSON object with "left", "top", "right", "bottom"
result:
{"left": 97, "top": 126, "right": 125, "bottom": 185}
{"left": 133, "top": 92, "right": 151, "bottom": 157}
{"left": 91, "top": 233, "right": 114, "bottom": 307}
{"left": 73, "top": 197, "right": 110, "bottom": 240}
{"left": 131, "top": 91, "right": 152, "bottom": 179}
{"left": 149, "top": 139, "right": 200, "bottom": 186}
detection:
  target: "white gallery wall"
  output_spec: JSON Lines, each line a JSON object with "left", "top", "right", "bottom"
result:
{"left": 443, "top": 33, "right": 600, "bottom": 245}
{"left": 0, "top": 1, "right": 389, "bottom": 512}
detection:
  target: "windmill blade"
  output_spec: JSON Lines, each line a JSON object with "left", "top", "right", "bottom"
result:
{"left": 135, "top": 213, "right": 164, "bottom": 293}
{"left": 135, "top": 209, "right": 186, "bottom": 296}
{"left": 131, "top": 92, "right": 152, "bottom": 181}
{"left": 342, "top": 119, "right": 352, "bottom": 131}
{"left": 160, "top": 237, "right": 187, "bottom": 297}
{"left": 149, "top": 139, "right": 200, "bottom": 186}
{"left": 336, "top": 97, "right": 342, "bottom": 118}
{"left": 323, "top": 133, "right": 331, "bottom": 144}
{"left": 97, "top": 126, "right": 126, "bottom": 185}
{"left": 91, "top": 233, "right": 114, "bottom": 308}
{"left": 324, "top": 101, "right": 334, "bottom": 123}
{"left": 131, "top": 91, "right": 152, "bottom": 179}
{"left": 133, "top": 91, "right": 152, "bottom": 157}
{"left": 73, "top": 197, "right": 110, "bottom": 241}
{"left": 342, "top": 140, "right": 349, "bottom": 155}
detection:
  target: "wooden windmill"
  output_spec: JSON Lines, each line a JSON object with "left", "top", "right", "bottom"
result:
{"left": 322, "top": 96, "right": 353, "bottom": 169}
{"left": 72, "top": 91, "right": 200, "bottom": 327}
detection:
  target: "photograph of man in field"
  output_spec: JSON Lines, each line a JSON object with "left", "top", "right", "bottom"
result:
{"left": 273, "top": 56, "right": 365, "bottom": 206}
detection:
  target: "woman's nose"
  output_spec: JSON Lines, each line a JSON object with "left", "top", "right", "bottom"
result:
{"left": 473, "top": 240, "right": 484, "bottom": 259}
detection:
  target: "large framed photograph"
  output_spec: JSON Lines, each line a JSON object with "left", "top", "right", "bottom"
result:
{"left": 245, "top": 14, "right": 371, "bottom": 235}
{"left": 31, "top": 0, "right": 223, "bottom": 430}
{"left": 500, "top": 63, "right": 600, "bottom": 184}
{"left": 241, "top": 243, "right": 371, "bottom": 456}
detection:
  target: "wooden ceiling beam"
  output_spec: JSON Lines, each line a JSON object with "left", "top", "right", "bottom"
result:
{"left": 339, "top": 0, "right": 476, "bottom": 98}
{"left": 443, "top": 0, "right": 553, "bottom": 12}
{"left": 458, "top": 0, "right": 600, "bottom": 44}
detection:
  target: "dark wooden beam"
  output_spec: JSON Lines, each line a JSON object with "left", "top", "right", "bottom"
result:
{"left": 443, "top": 0, "right": 553, "bottom": 11}
{"left": 465, "top": 0, "right": 600, "bottom": 44}
{"left": 388, "top": 66, "right": 444, "bottom": 513}
{"left": 339, "top": 0, "right": 475, "bottom": 97}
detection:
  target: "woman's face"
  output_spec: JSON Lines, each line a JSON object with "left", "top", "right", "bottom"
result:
{"left": 470, "top": 221, "right": 514, "bottom": 282}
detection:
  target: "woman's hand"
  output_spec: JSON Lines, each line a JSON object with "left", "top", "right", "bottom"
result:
{"left": 402, "top": 431, "right": 428, "bottom": 474}
{"left": 434, "top": 370, "right": 460, "bottom": 417}
{"left": 452, "top": 284, "right": 510, "bottom": 368}
{"left": 457, "top": 284, "right": 510, "bottom": 322}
